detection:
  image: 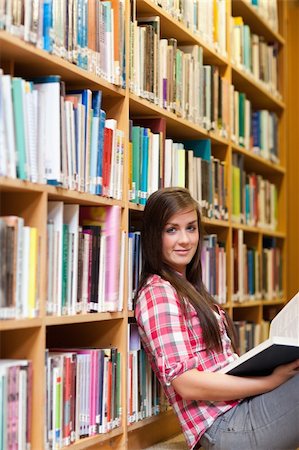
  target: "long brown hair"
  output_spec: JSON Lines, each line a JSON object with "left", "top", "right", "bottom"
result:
{"left": 135, "top": 187, "right": 237, "bottom": 352}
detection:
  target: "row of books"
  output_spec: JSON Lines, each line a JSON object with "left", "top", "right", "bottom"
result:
{"left": 233, "top": 319, "right": 270, "bottom": 356}
{"left": 128, "top": 323, "right": 169, "bottom": 424}
{"left": 232, "top": 229, "right": 283, "bottom": 302}
{"left": 148, "top": 0, "right": 227, "bottom": 56}
{"left": 0, "top": 216, "right": 39, "bottom": 320}
{"left": 0, "top": 0, "right": 126, "bottom": 86}
{"left": 129, "top": 121, "right": 228, "bottom": 219}
{"left": 129, "top": 16, "right": 230, "bottom": 135}
{"left": 0, "top": 73, "right": 125, "bottom": 199}
{"left": 46, "top": 347, "right": 121, "bottom": 449}
{"left": 202, "top": 235, "right": 227, "bottom": 305}
{"left": 232, "top": 153, "right": 278, "bottom": 230}
{"left": 231, "top": 17, "right": 279, "bottom": 97}
{"left": 243, "top": 0, "right": 279, "bottom": 32}
{"left": 231, "top": 87, "right": 279, "bottom": 163}
{"left": 0, "top": 359, "right": 32, "bottom": 450}
{"left": 47, "top": 203, "right": 125, "bottom": 316}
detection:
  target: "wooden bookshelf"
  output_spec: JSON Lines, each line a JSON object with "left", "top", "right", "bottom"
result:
{"left": 286, "top": 0, "right": 299, "bottom": 300}
{"left": 0, "top": 0, "right": 290, "bottom": 449}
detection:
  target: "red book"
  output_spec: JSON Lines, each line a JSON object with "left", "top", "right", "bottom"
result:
{"left": 102, "top": 127, "right": 113, "bottom": 196}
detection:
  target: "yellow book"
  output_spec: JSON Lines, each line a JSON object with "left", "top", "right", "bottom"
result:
{"left": 177, "top": 148, "right": 185, "bottom": 188}
{"left": 28, "top": 227, "right": 38, "bottom": 317}
{"left": 233, "top": 16, "right": 244, "bottom": 26}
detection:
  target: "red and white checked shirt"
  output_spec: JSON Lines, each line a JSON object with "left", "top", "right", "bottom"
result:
{"left": 135, "top": 275, "right": 240, "bottom": 450}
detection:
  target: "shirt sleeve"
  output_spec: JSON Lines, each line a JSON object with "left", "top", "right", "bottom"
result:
{"left": 137, "top": 280, "right": 203, "bottom": 386}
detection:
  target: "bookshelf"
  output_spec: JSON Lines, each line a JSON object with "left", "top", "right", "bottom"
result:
{"left": 286, "top": 0, "right": 299, "bottom": 301}
{"left": 0, "top": 0, "right": 289, "bottom": 449}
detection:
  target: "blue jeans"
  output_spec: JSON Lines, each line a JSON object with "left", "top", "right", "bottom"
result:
{"left": 199, "top": 374, "right": 299, "bottom": 450}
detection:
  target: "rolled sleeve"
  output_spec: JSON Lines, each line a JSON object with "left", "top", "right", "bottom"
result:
{"left": 137, "top": 280, "right": 202, "bottom": 386}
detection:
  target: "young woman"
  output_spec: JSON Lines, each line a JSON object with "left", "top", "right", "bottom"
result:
{"left": 134, "top": 187, "right": 299, "bottom": 450}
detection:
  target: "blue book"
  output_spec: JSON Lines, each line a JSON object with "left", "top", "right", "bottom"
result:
{"left": 131, "top": 126, "right": 141, "bottom": 203}
{"left": 245, "top": 183, "right": 251, "bottom": 224}
{"left": 247, "top": 249, "right": 254, "bottom": 296}
{"left": 89, "top": 91, "right": 102, "bottom": 194}
{"left": 251, "top": 111, "right": 261, "bottom": 153}
{"left": 42, "top": 0, "right": 53, "bottom": 52}
{"left": 139, "top": 128, "right": 149, "bottom": 205}
{"left": 95, "top": 109, "right": 106, "bottom": 195}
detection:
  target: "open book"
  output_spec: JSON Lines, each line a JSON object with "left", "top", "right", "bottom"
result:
{"left": 220, "top": 292, "right": 299, "bottom": 376}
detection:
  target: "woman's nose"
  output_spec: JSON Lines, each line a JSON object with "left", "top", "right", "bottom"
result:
{"left": 178, "top": 230, "right": 189, "bottom": 243}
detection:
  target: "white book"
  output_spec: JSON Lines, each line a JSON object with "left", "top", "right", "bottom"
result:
{"left": 47, "top": 201, "right": 64, "bottom": 315}
{"left": 164, "top": 139, "right": 173, "bottom": 188}
{"left": 115, "top": 129, "right": 124, "bottom": 200}
{"left": 149, "top": 133, "right": 159, "bottom": 195}
{"left": 117, "top": 230, "right": 126, "bottom": 312}
{"left": 127, "top": 234, "right": 134, "bottom": 311}
{"left": 25, "top": 87, "right": 38, "bottom": 183}
{"left": 97, "top": 234, "right": 107, "bottom": 312}
{"left": 2, "top": 74, "right": 17, "bottom": 178}
{"left": 34, "top": 79, "right": 61, "bottom": 184}
{"left": 220, "top": 292, "right": 299, "bottom": 376}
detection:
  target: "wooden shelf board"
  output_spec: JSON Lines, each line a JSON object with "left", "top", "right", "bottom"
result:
{"left": 45, "top": 312, "right": 124, "bottom": 326}
{"left": 0, "top": 317, "right": 42, "bottom": 331}
{"left": 202, "top": 217, "right": 230, "bottom": 228}
{"left": 127, "top": 410, "right": 174, "bottom": 432}
{"left": 47, "top": 186, "right": 124, "bottom": 207}
{"left": 129, "top": 93, "right": 230, "bottom": 145}
{"left": 136, "top": 0, "right": 229, "bottom": 66}
{"left": 232, "top": 65, "right": 285, "bottom": 111}
{"left": 68, "top": 426, "right": 123, "bottom": 450}
{"left": 232, "top": 0, "right": 285, "bottom": 45}
{"left": 232, "top": 298, "right": 284, "bottom": 308}
{"left": 231, "top": 144, "right": 286, "bottom": 176}
{"left": 0, "top": 177, "right": 124, "bottom": 207}
{"left": 0, "top": 31, "right": 125, "bottom": 96}
{"left": 232, "top": 222, "right": 285, "bottom": 238}
{"left": 129, "top": 202, "right": 145, "bottom": 212}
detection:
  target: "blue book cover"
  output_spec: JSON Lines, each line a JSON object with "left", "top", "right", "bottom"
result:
{"left": 247, "top": 249, "right": 254, "bottom": 296}
{"left": 89, "top": 91, "right": 102, "bottom": 194}
{"left": 252, "top": 111, "right": 261, "bottom": 152}
{"left": 139, "top": 128, "right": 149, "bottom": 205}
{"left": 182, "top": 139, "right": 211, "bottom": 161}
{"left": 131, "top": 126, "right": 141, "bottom": 203}
{"left": 245, "top": 183, "right": 251, "bottom": 224}
{"left": 42, "top": 0, "right": 53, "bottom": 52}
{"left": 95, "top": 109, "right": 106, "bottom": 195}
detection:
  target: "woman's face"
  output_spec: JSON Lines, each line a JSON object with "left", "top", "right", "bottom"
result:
{"left": 162, "top": 207, "right": 199, "bottom": 276}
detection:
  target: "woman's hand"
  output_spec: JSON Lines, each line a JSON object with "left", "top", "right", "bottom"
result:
{"left": 269, "top": 359, "right": 299, "bottom": 389}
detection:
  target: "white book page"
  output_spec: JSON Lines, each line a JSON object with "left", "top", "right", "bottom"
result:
{"left": 270, "top": 292, "right": 299, "bottom": 342}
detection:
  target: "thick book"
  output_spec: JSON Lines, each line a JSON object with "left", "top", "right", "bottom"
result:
{"left": 220, "top": 292, "right": 299, "bottom": 376}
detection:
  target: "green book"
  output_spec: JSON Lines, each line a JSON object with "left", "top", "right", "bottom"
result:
{"left": 238, "top": 92, "right": 246, "bottom": 147}
{"left": 131, "top": 126, "right": 141, "bottom": 203}
{"left": 12, "top": 77, "right": 27, "bottom": 180}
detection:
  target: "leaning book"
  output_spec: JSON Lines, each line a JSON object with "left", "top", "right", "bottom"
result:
{"left": 220, "top": 292, "right": 299, "bottom": 376}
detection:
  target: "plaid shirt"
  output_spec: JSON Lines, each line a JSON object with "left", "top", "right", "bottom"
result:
{"left": 135, "top": 275, "right": 239, "bottom": 450}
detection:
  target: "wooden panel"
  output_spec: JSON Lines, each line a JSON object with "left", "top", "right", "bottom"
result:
{"left": 286, "top": 1, "right": 299, "bottom": 299}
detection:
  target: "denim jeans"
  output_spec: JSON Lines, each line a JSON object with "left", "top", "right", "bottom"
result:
{"left": 199, "top": 374, "right": 299, "bottom": 450}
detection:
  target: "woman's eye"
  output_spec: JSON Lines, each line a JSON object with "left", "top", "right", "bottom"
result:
{"left": 166, "top": 227, "right": 176, "bottom": 234}
{"left": 187, "top": 226, "right": 196, "bottom": 232}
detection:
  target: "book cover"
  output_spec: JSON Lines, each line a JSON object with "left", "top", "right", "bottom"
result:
{"left": 80, "top": 205, "right": 121, "bottom": 311}
{"left": 220, "top": 292, "right": 299, "bottom": 376}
